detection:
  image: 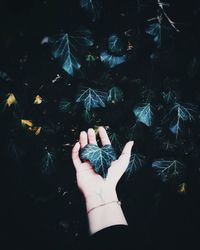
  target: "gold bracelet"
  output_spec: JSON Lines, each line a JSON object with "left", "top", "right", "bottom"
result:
{"left": 87, "top": 200, "right": 121, "bottom": 214}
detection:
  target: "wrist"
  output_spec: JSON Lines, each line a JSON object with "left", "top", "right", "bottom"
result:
{"left": 85, "top": 189, "right": 118, "bottom": 212}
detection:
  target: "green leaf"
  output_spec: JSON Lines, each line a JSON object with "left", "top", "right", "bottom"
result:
{"left": 80, "top": 144, "right": 117, "bottom": 178}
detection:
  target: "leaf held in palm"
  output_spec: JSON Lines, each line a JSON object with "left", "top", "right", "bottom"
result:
{"left": 80, "top": 144, "right": 117, "bottom": 178}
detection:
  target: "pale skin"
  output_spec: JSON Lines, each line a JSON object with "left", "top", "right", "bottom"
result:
{"left": 72, "top": 126, "right": 134, "bottom": 235}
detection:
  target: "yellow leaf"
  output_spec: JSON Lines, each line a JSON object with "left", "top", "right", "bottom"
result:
{"left": 21, "top": 119, "right": 33, "bottom": 127}
{"left": 34, "top": 95, "right": 42, "bottom": 105}
{"left": 178, "top": 183, "right": 186, "bottom": 194}
{"left": 34, "top": 126, "right": 42, "bottom": 136}
{"left": 6, "top": 93, "right": 17, "bottom": 107}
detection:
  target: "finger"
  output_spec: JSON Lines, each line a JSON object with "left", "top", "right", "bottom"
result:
{"left": 80, "top": 131, "right": 88, "bottom": 148}
{"left": 118, "top": 141, "right": 134, "bottom": 163}
{"left": 115, "top": 141, "right": 134, "bottom": 175}
{"left": 108, "top": 141, "right": 134, "bottom": 183}
{"left": 72, "top": 142, "right": 82, "bottom": 171}
{"left": 87, "top": 128, "right": 97, "bottom": 145}
{"left": 98, "top": 126, "right": 111, "bottom": 146}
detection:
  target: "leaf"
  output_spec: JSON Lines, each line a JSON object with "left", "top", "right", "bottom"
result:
{"left": 42, "top": 149, "right": 56, "bottom": 175}
{"left": 34, "top": 95, "right": 43, "bottom": 105}
{"left": 100, "top": 51, "right": 127, "bottom": 68}
{"left": 51, "top": 29, "right": 94, "bottom": 75}
{"left": 108, "top": 34, "right": 124, "bottom": 54}
{"left": 152, "top": 159, "right": 184, "bottom": 182}
{"left": 0, "top": 71, "right": 11, "bottom": 82}
{"left": 76, "top": 87, "right": 108, "bottom": 111}
{"left": 7, "top": 138, "right": 25, "bottom": 164}
{"left": 108, "top": 131, "right": 123, "bottom": 154}
{"left": 80, "top": 144, "right": 117, "bottom": 178}
{"left": 82, "top": 109, "right": 94, "bottom": 122}
{"left": 145, "top": 22, "right": 161, "bottom": 48}
{"left": 80, "top": 0, "right": 102, "bottom": 21}
{"left": 5, "top": 93, "right": 17, "bottom": 107}
{"left": 126, "top": 153, "right": 145, "bottom": 178}
{"left": 177, "top": 182, "right": 186, "bottom": 194}
{"left": 133, "top": 103, "right": 153, "bottom": 127}
{"left": 162, "top": 90, "right": 177, "bottom": 104}
{"left": 107, "top": 87, "right": 124, "bottom": 103}
{"left": 168, "top": 102, "right": 197, "bottom": 138}
{"left": 21, "top": 119, "right": 33, "bottom": 127}
{"left": 21, "top": 119, "right": 41, "bottom": 136}
{"left": 59, "top": 99, "right": 71, "bottom": 112}
{"left": 33, "top": 127, "right": 42, "bottom": 136}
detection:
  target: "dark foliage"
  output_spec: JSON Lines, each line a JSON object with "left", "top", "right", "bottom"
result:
{"left": 1, "top": 0, "right": 200, "bottom": 249}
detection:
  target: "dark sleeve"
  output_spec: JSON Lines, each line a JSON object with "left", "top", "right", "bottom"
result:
{"left": 87, "top": 225, "right": 132, "bottom": 250}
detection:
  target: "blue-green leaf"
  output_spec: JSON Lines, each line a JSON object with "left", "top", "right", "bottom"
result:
{"left": 76, "top": 87, "right": 108, "bottom": 111}
{"left": 59, "top": 99, "right": 71, "bottom": 112}
{"left": 133, "top": 103, "right": 153, "bottom": 127}
{"left": 108, "top": 131, "right": 123, "bottom": 155}
{"left": 42, "top": 149, "right": 56, "bottom": 175}
{"left": 145, "top": 22, "right": 161, "bottom": 48}
{"left": 51, "top": 29, "right": 94, "bottom": 76}
{"left": 80, "top": 0, "right": 102, "bottom": 21}
{"left": 80, "top": 144, "right": 117, "bottom": 177}
{"left": 162, "top": 90, "right": 177, "bottom": 104}
{"left": 126, "top": 153, "right": 145, "bottom": 178}
{"left": 107, "top": 86, "right": 124, "bottom": 103}
{"left": 168, "top": 102, "right": 197, "bottom": 138}
{"left": 100, "top": 51, "right": 127, "bottom": 68}
{"left": 108, "top": 34, "right": 123, "bottom": 54}
{"left": 152, "top": 159, "right": 184, "bottom": 182}
{"left": 0, "top": 71, "right": 11, "bottom": 82}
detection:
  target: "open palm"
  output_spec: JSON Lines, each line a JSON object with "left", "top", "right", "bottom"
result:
{"left": 72, "top": 127, "right": 134, "bottom": 200}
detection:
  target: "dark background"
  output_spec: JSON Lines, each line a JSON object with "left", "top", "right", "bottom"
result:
{"left": 1, "top": 0, "right": 200, "bottom": 249}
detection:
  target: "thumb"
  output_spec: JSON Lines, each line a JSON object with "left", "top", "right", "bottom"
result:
{"left": 118, "top": 140, "right": 134, "bottom": 168}
{"left": 108, "top": 141, "right": 134, "bottom": 182}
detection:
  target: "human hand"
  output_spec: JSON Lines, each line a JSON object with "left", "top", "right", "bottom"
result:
{"left": 72, "top": 127, "right": 134, "bottom": 203}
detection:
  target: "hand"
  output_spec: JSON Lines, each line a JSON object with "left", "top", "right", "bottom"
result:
{"left": 72, "top": 127, "right": 134, "bottom": 202}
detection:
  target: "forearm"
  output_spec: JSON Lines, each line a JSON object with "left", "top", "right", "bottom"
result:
{"left": 86, "top": 190, "right": 128, "bottom": 235}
